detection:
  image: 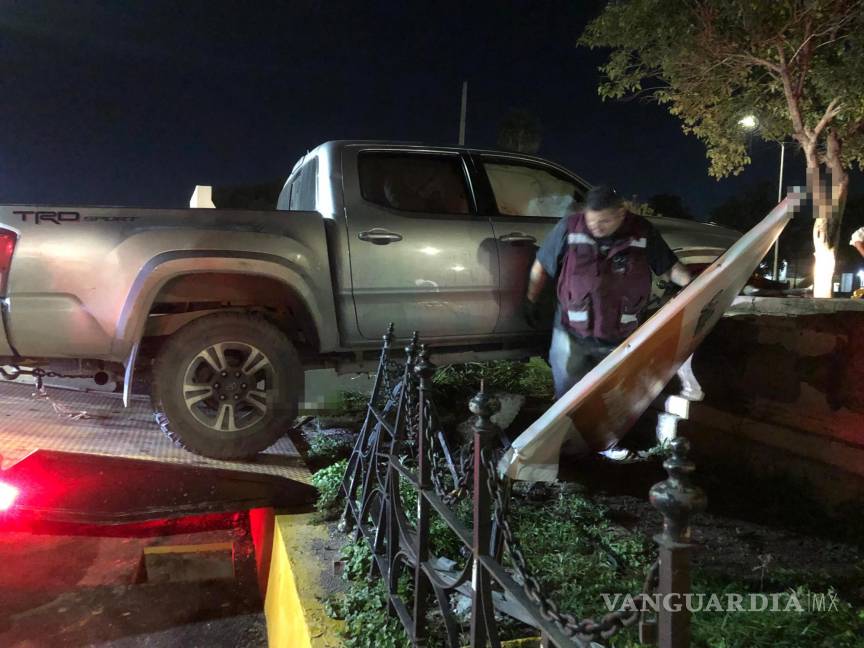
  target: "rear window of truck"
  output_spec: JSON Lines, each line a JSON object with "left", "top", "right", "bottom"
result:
{"left": 358, "top": 152, "right": 470, "bottom": 215}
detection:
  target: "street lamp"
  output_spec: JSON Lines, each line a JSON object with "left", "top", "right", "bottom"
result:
{"left": 738, "top": 114, "right": 759, "bottom": 130}
{"left": 738, "top": 113, "right": 785, "bottom": 280}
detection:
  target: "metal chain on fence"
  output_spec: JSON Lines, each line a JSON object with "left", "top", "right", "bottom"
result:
{"left": 428, "top": 445, "right": 473, "bottom": 506}
{"left": 380, "top": 360, "right": 400, "bottom": 408}
{"left": 417, "top": 394, "right": 475, "bottom": 506}
{"left": 404, "top": 371, "right": 419, "bottom": 448}
{"left": 341, "top": 328, "right": 700, "bottom": 648}
{"left": 482, "top": 448, "right": 660, "bottom": 643}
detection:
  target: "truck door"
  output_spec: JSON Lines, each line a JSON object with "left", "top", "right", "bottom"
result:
{"left": 343, "top": 149, "right": 499, "bottom": 339}
{"left": 473, "top": 154, "right": 588, "bottom": 334}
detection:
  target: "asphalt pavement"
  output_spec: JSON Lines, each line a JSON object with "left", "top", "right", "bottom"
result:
{"left": 0, "top": 517, "right": 268, "bottom": 647}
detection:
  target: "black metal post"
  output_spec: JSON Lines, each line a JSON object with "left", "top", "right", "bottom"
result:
{"left": 649, "top": 437, "right": 706, "bottom": 648}
{"left": 469, "top": 383, "right": 501, "bottom": 648}
{"left": 381, "top": 335, "right": 419, "bottom": 624}
{"left": 374, "top": 333, "right": 417, "bottom": 562}
{"left": 412, "top": 345, "right": 435, "bottom": 644}
{"left": 341, "top": 323, "right": 394, "bottom": 533}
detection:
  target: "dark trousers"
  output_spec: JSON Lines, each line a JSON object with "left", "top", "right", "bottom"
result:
{"left": 548, "top": 327, "right": 618, "bottom": 399}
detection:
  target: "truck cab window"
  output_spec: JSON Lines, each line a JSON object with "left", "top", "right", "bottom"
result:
{"left": 483, "top": 160, "right": 585, "bottom": 218}
{"left": 289, "top": 158, "right": 318, "bottom": 211}
{"left": 358, "top": 152, "right": 470, "bottom": 215}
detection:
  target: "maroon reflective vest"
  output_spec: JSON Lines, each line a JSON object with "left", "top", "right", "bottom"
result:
{"left": 556, "top": 211, "right": 652, "bottom": 342}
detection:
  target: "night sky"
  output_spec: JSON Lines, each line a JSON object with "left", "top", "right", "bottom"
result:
{"left": 0, "top": 0, "right": 843, "bottom": 217}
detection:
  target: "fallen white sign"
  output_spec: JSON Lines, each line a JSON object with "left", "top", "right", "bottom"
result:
{"left": 500, "top": 191, "right": 805, "bottom": 482}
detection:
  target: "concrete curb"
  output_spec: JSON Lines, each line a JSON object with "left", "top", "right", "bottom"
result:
{"left": 262, "top": 512, "right": 344, "bottom": 647}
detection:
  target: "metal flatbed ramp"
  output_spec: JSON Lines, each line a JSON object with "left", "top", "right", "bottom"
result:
{"left": 0, "top": 381, "right": 309, "bottom": 481}
{"left": 0, "top": 381, "right": 315, "bottom": 523}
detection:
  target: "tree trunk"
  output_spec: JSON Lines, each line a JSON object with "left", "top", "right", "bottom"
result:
{"left": 812, "top": 218, "right": 836, "bottom": 298}
{"left": 810, "top": 132, "right": 849, "bottom": 298}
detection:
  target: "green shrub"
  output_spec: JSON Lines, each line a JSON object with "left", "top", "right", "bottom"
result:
{"left": 326, "top": 540, "right": 411, "bottom": 648}
{"left": 311, "top": 459, "right": 347, "bottom": 517}
{"left": 395, "top": 468, "right": 471, "bottom": 559}
{"left": 510, "top": 491, "right": 654, "bottom": 624}
{"left": 432, "top": 358, "right": 553, "bottom": 403}
{"left": 341, "top": 390, "right": 371, "bottom": 412}
{"left": 690, "top": 585, "right": 864, "bottom": 648}
{"left": 325, "top": 579, "right": 410, "bottom": 648}
{"left": 517, "top": 356, "right": 555, "bottom": 399}
{"left": 340, "top": 539, "right": 372, "bottom": 581}
{"left": 308, "top": 432, "right": 354, "bottom": 463}
{"left": 323, "top": 452, "right": 864, "bottom": 647}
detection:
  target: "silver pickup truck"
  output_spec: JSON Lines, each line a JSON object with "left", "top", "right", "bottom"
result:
{"left": 0, "top": 140, "right": 739, "bottom": 459}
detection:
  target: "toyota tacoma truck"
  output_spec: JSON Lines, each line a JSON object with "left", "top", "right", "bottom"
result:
{"left": 0, "top": 141, "right": 740, "bottom": 459}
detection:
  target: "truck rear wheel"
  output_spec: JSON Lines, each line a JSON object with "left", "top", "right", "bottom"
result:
{"left": 151, "top": 312, "right": 303, "bottom": 459}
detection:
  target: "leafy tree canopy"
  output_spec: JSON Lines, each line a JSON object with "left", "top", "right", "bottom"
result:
{"left": 580, "top": 0, "right": 864, "bottom": 179}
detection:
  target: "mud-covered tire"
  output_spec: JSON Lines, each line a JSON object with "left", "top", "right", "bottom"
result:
{"left": 151, "top": 312, "right": 302, "bottom": 459}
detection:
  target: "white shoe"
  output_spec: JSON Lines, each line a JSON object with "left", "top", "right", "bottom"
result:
{"left": 599, "top": 447, "right": 637, "bottom": 462}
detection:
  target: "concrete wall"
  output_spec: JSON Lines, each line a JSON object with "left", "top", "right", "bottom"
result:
{"left": 688, "top": 297, "right": 864, "bottom": 508}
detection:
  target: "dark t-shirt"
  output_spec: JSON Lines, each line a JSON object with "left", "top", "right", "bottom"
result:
{"left": 536, "top": 212, "right": 680, "bottom": 279}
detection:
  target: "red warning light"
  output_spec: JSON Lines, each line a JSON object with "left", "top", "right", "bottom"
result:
{"left": 0, "top": 480, "right": 19, "bottom": 511}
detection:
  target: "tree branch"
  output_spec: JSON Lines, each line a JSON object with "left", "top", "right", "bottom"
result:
{"left": 740, "top": 55, "right": 781, "bottom": 74}
{"left": 845, "top": 117, "right": 864, "bottom": 139}
{"left": 811, "top": 98, "right": 843, "bottom": 140}
{"left": 792, "top": 17, "right": 814, "bottom": 98}
{"left": 813, "top": 32, "right": 852, "bottom": 53}
{"left": 825, "top": 129, "right": 842, "bottom": 168}
{"left": 615, "top": 85, "right": 672, "bottom": 102}
{"left": 690, "top": 3, "right": 781, "bottom": 76}
{"left": 787, "top": 2, "right": 860, "bottom": 101}
{"left": 777, "top": 46, "right": 807, "bottom": 140}
{"left": 789, "top": 15, "right": 814, "bottom": 64}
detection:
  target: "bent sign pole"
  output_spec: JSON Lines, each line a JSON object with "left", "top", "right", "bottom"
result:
{"left": 501, "top": 191, "right": 806, "bottom": 482}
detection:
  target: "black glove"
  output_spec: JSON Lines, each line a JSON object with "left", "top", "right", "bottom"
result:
{"left": 656, "top": 279, "right": 683, "bottom": 299}
{"left": 523, "top": 298, "right": 541, "bottom": 328}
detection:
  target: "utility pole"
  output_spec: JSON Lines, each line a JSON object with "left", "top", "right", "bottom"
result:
{"left": 772, "top": 142, "right": 785, "bottom": 279}
{"left": 458, "top": 81, "right": 468, "bottom": 146}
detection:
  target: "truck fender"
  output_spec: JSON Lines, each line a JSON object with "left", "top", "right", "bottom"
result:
{"left": 114, "top": 251, "right": 338, "bottom": 390}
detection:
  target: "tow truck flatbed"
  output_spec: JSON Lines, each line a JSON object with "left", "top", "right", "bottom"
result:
{"left": 0, "top": 381, "right": 314, "bottom": 523}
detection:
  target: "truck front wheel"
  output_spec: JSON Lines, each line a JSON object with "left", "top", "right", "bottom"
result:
{"left": 151, "top": 312, "right": 303, "bottom": 459}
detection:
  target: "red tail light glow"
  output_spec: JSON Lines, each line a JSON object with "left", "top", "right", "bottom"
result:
{"left": 0, "top": 228, "right": 17, "bottom": 295}
{"left": 0, "top": 480, "right": 19, "bottom": 511}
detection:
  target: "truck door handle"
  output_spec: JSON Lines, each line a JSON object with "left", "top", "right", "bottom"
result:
{"left": 358, "top": 228, "right": 403, "bottom": 245}
{"left": 498, "top": 232, "right": 537, "bottom": 244}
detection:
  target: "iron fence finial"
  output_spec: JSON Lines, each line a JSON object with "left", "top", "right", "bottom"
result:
{"left": 415, "top": 344, "right": 435, "bottom": 384}
{"left": 469, "top": 384, "right": 499, "bottom": 441}
{"left": 406, "top": 331, "right": 420, "bottom": 362}
{"left": 650, "top": 437, "right": 707, "bottom": 544}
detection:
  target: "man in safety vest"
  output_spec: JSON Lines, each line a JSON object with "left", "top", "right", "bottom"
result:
{"left": 524, "top": 185, "right": 692, "bottom": 399}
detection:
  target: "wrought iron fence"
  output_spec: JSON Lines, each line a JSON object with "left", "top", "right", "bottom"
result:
{"left": 339, "top": 325, "right": 705, "bottom": 647}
